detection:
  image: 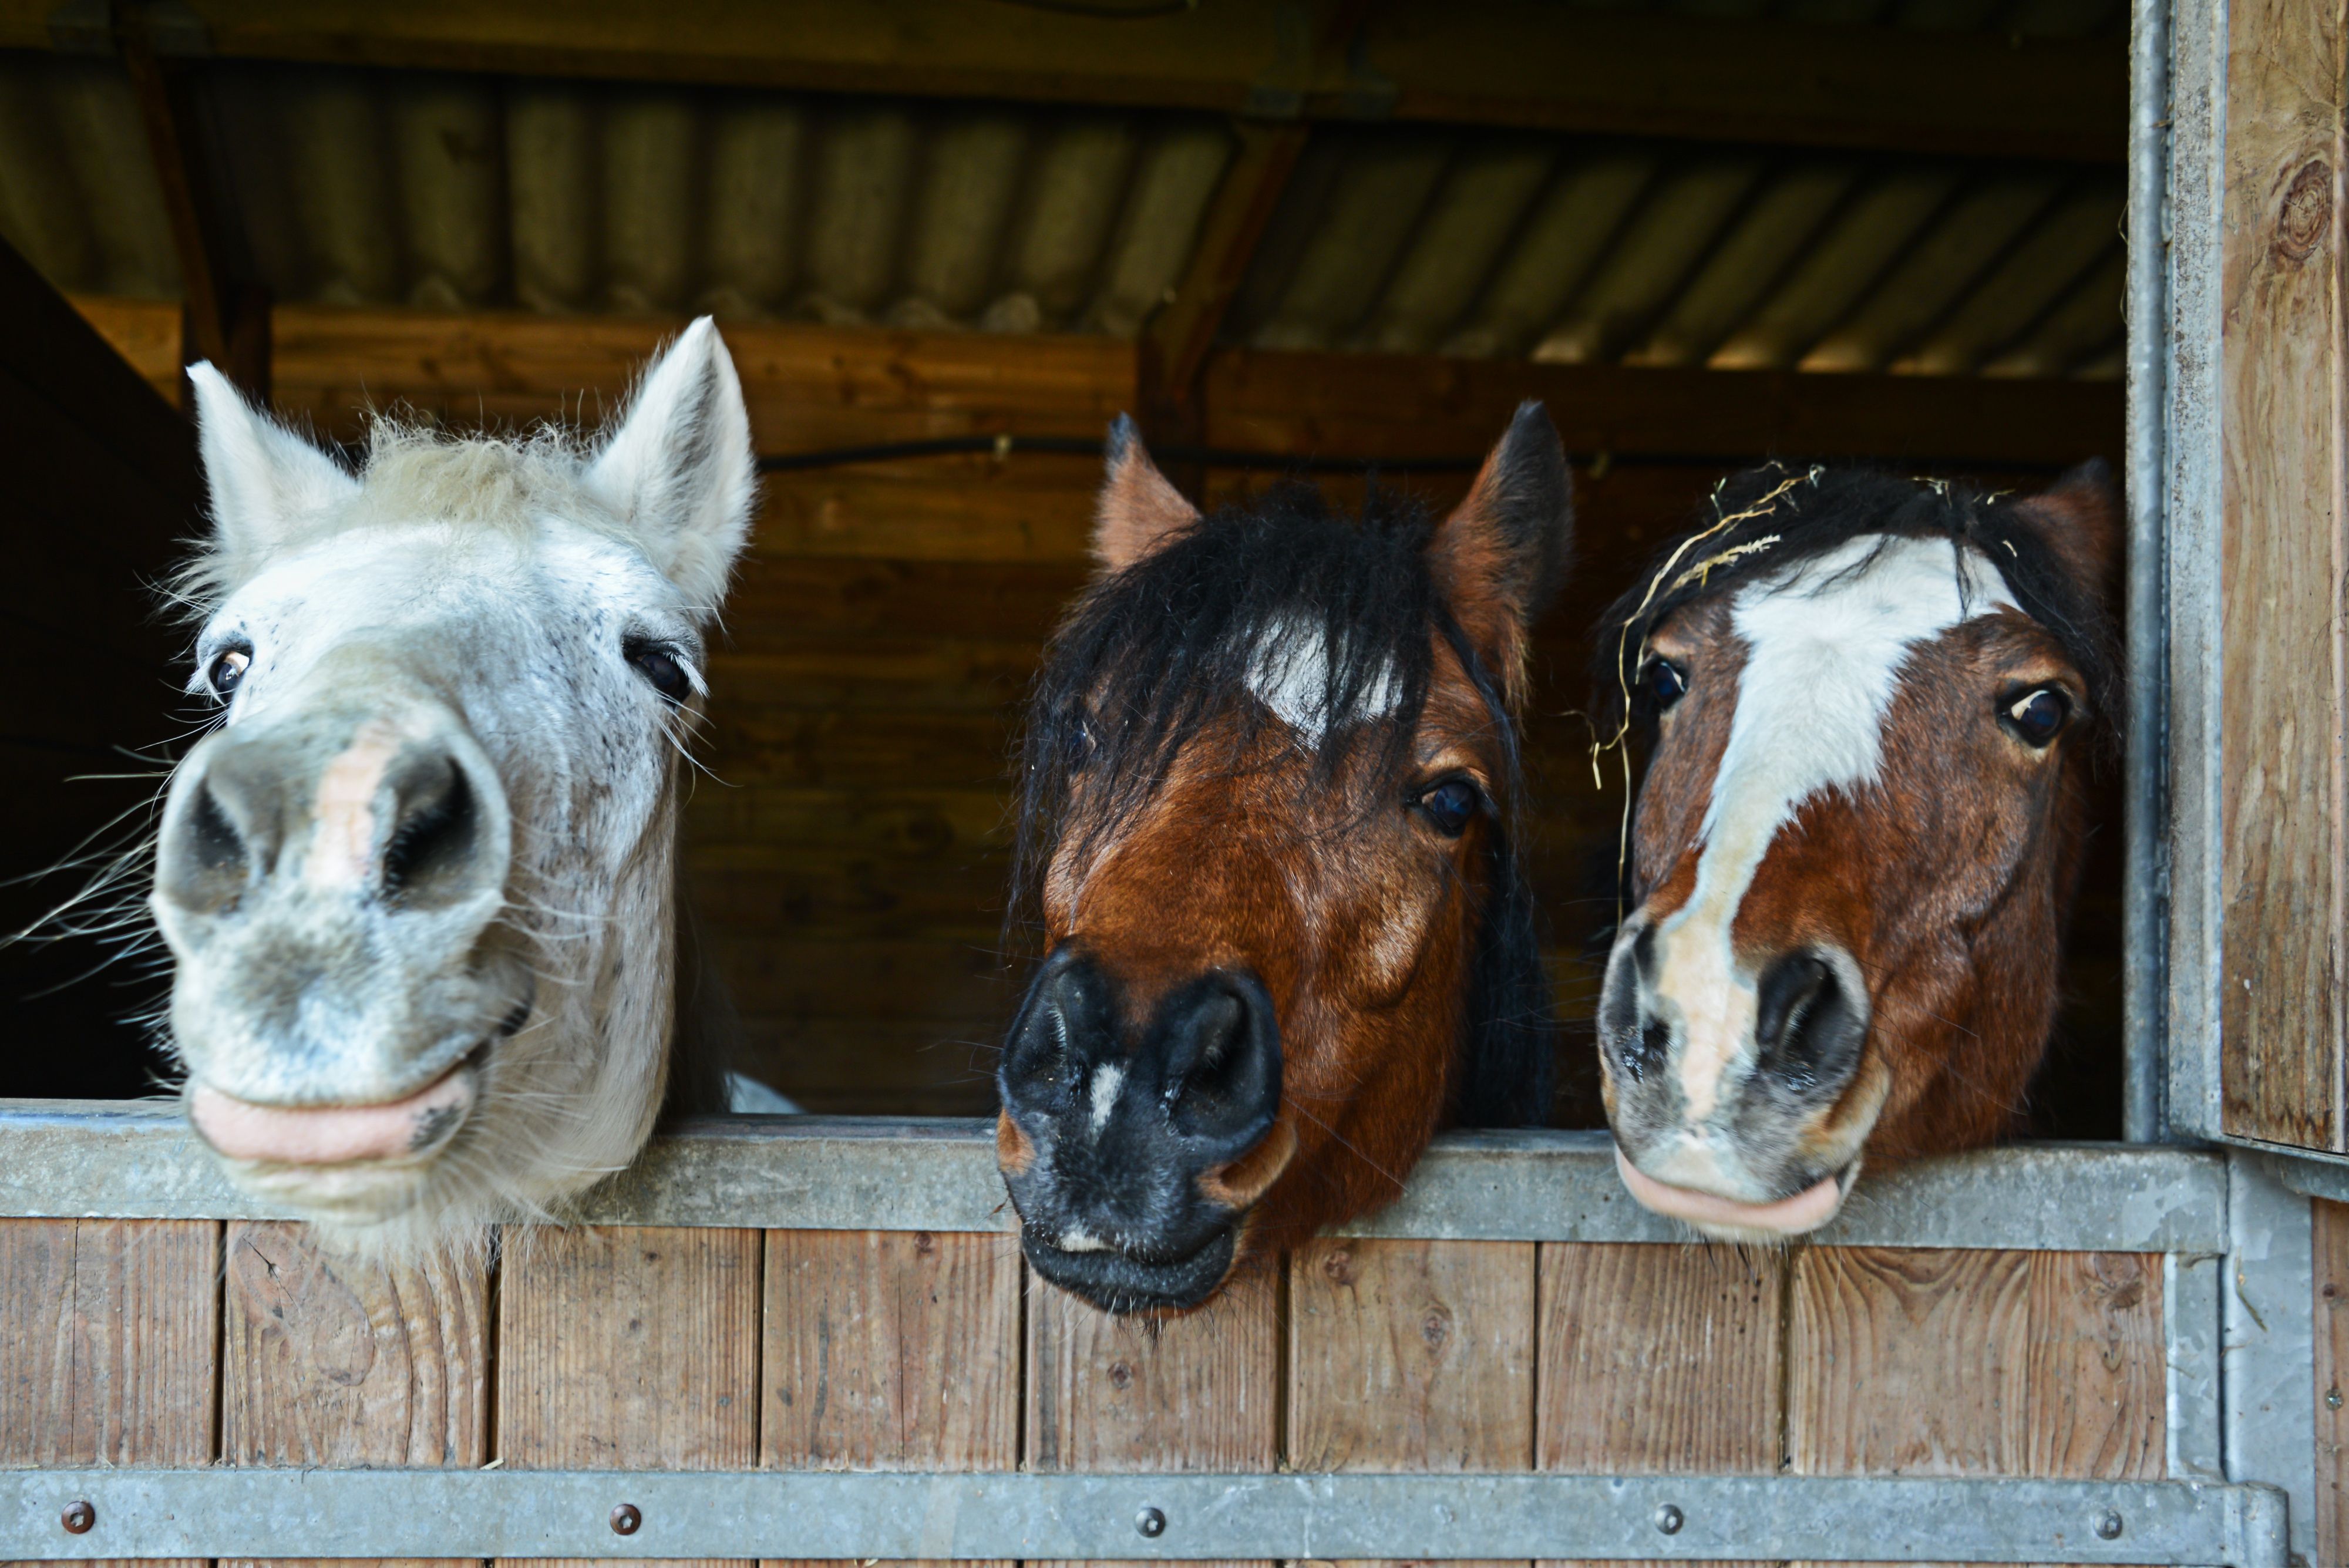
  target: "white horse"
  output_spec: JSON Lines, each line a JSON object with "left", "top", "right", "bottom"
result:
{"left": 152, "top": 319, "right": 786, "bottom": 1259}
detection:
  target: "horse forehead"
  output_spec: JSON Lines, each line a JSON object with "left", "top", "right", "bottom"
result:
{"left": 1241, "top": 611, "right": 1404, "bottom": 746}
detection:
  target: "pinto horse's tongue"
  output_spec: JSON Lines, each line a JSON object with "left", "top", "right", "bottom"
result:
{"left": 190, "top": 1068, "right": 474, "bottom": 1166}
{"left": 1614, "top": 1144, "right": 1843, "bottom": 1234}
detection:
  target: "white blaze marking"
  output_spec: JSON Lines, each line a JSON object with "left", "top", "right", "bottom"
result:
{"left": 1056, "top": 1228, "right": 1110, "bottom": 1253}
{"left": 1243, "top": 613, "right": 1401, "bottom": 744}
{"left": 1088, "top": 1064, "right": 1124, "bottom": 1137}
{"left": 305, "top": 720, "right": 405, "bottom": 889}
{"left": 1656, "top": 534, "right": 2014, "bottom": 1121}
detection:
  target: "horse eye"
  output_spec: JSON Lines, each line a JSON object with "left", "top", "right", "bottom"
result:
{"left": 1415, "top": 778, "right": 1479, "bottom": 837}
{"left": 625, "top": 640, "right": 693, "bottom": 705}
{"left": 1643, "top": 658, "right": 1689, "bottom": 711}
{"left": 207, "top": 647, "right": 251, "bottom": 699}
{"left": 2005, "top": 687, "right": 2069, "bottom": 747}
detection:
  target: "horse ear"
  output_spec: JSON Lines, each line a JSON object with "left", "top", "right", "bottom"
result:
{"left": 1092, "top": 414, "right": 1200, "bottom": 574}
{"left": 588, "top": 317, "right": 758, "bottom": 618}
{"left": 2008, "top": 458, "right": 2121, "bottom": 604}
{"left": 1430, "top": 401, "right": 1573, "bottom": 708}
{"left": 188, "top": 361, "right": 359, "bottom": 567}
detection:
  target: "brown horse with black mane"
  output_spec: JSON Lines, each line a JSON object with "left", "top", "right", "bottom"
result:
{"left": 995, "top": 405, "right": 1573, "bottom": 1313}
{"left": 1591, "top": 462, "right": 2118, "bottom": 1240}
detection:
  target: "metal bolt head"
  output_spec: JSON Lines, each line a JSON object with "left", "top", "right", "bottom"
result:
{"left": 2094, "top": 1509, "right": 2124, "bottom": 1540}
{"left": 1654, "top": 1502, "right": 1685, "bottom": 1535}
{"left": 60, "top": 1500, "right": 95, "bottom": 1535}
{"left": 610, "top": 1503, "right": 642, "bottom": 1536}
{"left": 1136, "top": 1506, "right": 1167, "bottom": 1539}
{"left": 2330, "top": 1384, "right": 2344, "bottom": 1411}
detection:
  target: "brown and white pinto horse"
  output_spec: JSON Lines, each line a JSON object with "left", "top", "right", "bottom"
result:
{"left": 995, "top": 406, "right": 1572, "bottom": 1313}
{"left": 1594, "top": 463, "right": 2118, "bottom": 1240}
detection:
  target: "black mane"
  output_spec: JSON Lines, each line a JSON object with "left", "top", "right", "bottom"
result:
{"left": 1011, "top": 480, "right": 1553, "bottom": 1128}
{"left": 1591, "top": 463, "right": 2120, "bottom": 738}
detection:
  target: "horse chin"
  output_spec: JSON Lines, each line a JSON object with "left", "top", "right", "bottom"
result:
{"left": 1019, "top": 1221, "right": 1240, "bottom": 1314}
{"left": 1613, "top": 1143, "right": 1859, "bottom": 1243}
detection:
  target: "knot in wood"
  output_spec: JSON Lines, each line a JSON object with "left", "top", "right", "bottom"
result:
{"left": 1108, "top": 1360, "right": 1133, "bottom": 1390}
{"left": 1419, "top": 1307, "right": 1451, "bottom": 1350}
{"left": 914, "top": 1231, "right": 937, "bottom": 1257}
{"left": 2276, "top": 161, "right": 2333, "bottom": 261}
{"left": 1321, "top": 1250, "right": 1354, "bottom": 1285}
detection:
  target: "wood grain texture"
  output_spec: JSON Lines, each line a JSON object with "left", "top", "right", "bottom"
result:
{"left": 762, "top": 1229, "right": 1018, "bottom": 1568}
{"left": 2217, "top": 0, "right": 2349, "bottom": 1149}
{"left": 218, "top": 1222, "right": 488, "bottom": 1568}
{"left": 0, "top": 1217, "right": 217, "bottom": 1568}
{"left": 1028, "top": 1261, "right": 1278, "bottom": 1568}
{"left": 1534, "top": 1241, "right": 1778, "bottom": 1568}
{"left": 1289, "top": 1239, "right": 1533, "bottom": 1568}
{"left": 497, "top": 1226, "right": 760, "bottom": 1568}
{"left": 2318, "top": 1200, "right": 2349, "bottom": 1567}
{"left": 2023, "top": 1251, "right": 2165, "bottom": 1481}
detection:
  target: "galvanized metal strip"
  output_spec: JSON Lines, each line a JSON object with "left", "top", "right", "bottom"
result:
{"left": 0, "top": 1468, "right": 2286, "bottom": 1563}
{"left": 2223, "top": 1153, "right": 2316, "bottom": 1561}
{"left": 0, "top": 1102, "right": 2228, "bottom": 1251}
{"left": 2166, "top": 1247, "right": 2226, "bottom": 1482}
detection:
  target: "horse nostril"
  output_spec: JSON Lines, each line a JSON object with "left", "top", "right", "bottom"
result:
{"left": 159, "top": 780, "right": 254, "bottom": 914}
{"left": 1753, "top": 951, "right": 1862, "bottom": 1097}
{"left": 1001, "top": 951, "right": 1103, "bottom": 1112}
{"left": 1621, "top": 1018, "right": 1672, "bottom": 1084}
{"left": 1162, "top": 976, "right": 1280, "bottom": 1159}
{"left": 380, "top": 755, "right": 480, "bottom": 907}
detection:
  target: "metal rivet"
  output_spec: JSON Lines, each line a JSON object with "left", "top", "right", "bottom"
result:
{"left": 1136, "top": 1506, "right": 1167, "bottom": 1539}
{"left": 1654, "top": 1502, "right": 1685, "bottom": 1535}
{"left": 2330, "top": 1384, "right": 2344, "bottom": 1411}
{"left": 60, "top": 1500, "right": 95, "bottom": 1535}
{"left": 2094, "top": 1510, "right": 2124, "bottom": 1540}
{"left": 610, "top": 1503, "right": 642, "bottom": 1536}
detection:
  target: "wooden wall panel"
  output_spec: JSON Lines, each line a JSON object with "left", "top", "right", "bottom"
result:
{"left": 1027, "top": 1264, "right": 1279, "bottom": 1568}
{"left": 2216, "top": 0, "right": 2349, "bottom": 1149}
{"left": 762, "top": 1229, "right": 1019, "bottom": 1568}
{"left": 0, "top": 1217, "right": 218, "bottom": 1568}
{"left": 1288, "top": 1238, "right": 1536, "bottom": 1568}
{"left": 498, "top": 1226, "right": 762, "bottom": 1568}
{"left": 220, "top": 1222, "right": 489, "bottom": 1568}
{"left": 1536, "top": 1242, "right": 1780, "bottom": 1568}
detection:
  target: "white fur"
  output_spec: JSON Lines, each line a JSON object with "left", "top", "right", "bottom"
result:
{"left": 1244, "top": 612, "right": 1401, "bottom": 744}
{"left": 1088, "top": 1063, "right": 1123, "bottom": 1138}
{"left": 1653, "top": 534, "right": 2013, "bottom": 1132}
{"left": 153, "top": 321, "right": 757, "bottom": 1257}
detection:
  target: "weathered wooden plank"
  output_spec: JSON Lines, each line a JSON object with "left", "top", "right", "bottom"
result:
{"left": 2318, "top": 1200, "right": 2349, "bottom": 1567}
{"left": 2024, "top": 1251, "right": 2165, "bottom": 1482}
{"left": 1534, "top": 1241, "right": 1778, "bottom": 1568}
{"left": 2216, "top": 0, "right": 2349, "bottom": 1149}
{"left": 497, "top": 1226, "right": 760, "bottom": 1568}
{"left": 0, "top": 1217, "right": 217, "bottom": 1568}
{"left": 1789, "top": 1247, "right": 2034, "bottom": 1478}
{"left": 763, "top": 1229, "right": 1019, "bottom": 1568}
{"left": 1290, "top": 1238, "right": 1533, "bottom": 1568}
{"left": 1028, "top": 1261, "right": 1278, "bottom": 1568}
{"left": 219, "top": 1222, "right": 488, "bottom": 1568}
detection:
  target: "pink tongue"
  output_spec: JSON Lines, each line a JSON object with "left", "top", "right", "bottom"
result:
{"left": 1614, "top": 1144, "right": 1843, "bottom": 1234}
{"left": 190, "top": 1069, "right": 473, "bottom": 1166}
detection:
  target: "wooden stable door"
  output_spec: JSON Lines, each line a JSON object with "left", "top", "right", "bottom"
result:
{"left": 2168, "top": 0, "right": 2349, "bottom": 1156}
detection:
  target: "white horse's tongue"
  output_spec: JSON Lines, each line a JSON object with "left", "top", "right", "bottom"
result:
{"left": 1613, "top": 1143, "right": 1843, "bottom": 1234}
{"left": 190, "top": 1069, "right": 473, "bottom": 1166}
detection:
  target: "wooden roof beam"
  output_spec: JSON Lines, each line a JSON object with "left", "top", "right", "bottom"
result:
{"left": 5, "top": 0, "right": 2125, "bottom": 163}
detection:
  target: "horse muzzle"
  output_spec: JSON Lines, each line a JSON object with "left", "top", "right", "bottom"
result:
{"left": 995, "top": 948, "right": 1290, "bottom": 1313}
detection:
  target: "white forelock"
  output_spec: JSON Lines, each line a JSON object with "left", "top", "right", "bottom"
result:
{"left": 1243, "top": 612, "right": 1402, "bottom": 745}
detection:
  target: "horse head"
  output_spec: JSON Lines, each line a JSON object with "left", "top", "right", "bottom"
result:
{"left": 997, "top": 406, "right": 1573, "bottom": 1312}
{"left": 151, "top": 319, "right": 755, "bottom": 1255}
{"left": 1594, "top": 463, "right": 2119, "bottom": 1240}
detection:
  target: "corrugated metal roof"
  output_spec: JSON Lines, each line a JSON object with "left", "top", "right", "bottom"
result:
{"left": 0, "top": 49, "right": 2122, "bottom": 379}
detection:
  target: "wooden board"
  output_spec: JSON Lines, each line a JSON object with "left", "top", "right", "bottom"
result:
{"left": 1028, "top": 1260, "right": 1280, "bottom": 1568}
{"left": 2318, "top": 1199, "right": 2349, "bottom": 1568}
{"left": 1536, "top": 1241, "right": 1781, "bottom": 1568}
{"left": 0, "top": 1217, "right": 218, "bottom": 1568}
{"left": 1290, "top": 1237, "right": 1535, "bottom": 1568}
{"left": 219, "top": 1221, "right": 489, "bottom": 1568}
{"left": 763, "top": 1229, "right": 1020, "bottom": 1567}
{"left": 2216, "top": 0, "right": 2349, "bottom": 1150}
{"left": 497, "top": 1225, "right": 761, "bottom": 1568}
